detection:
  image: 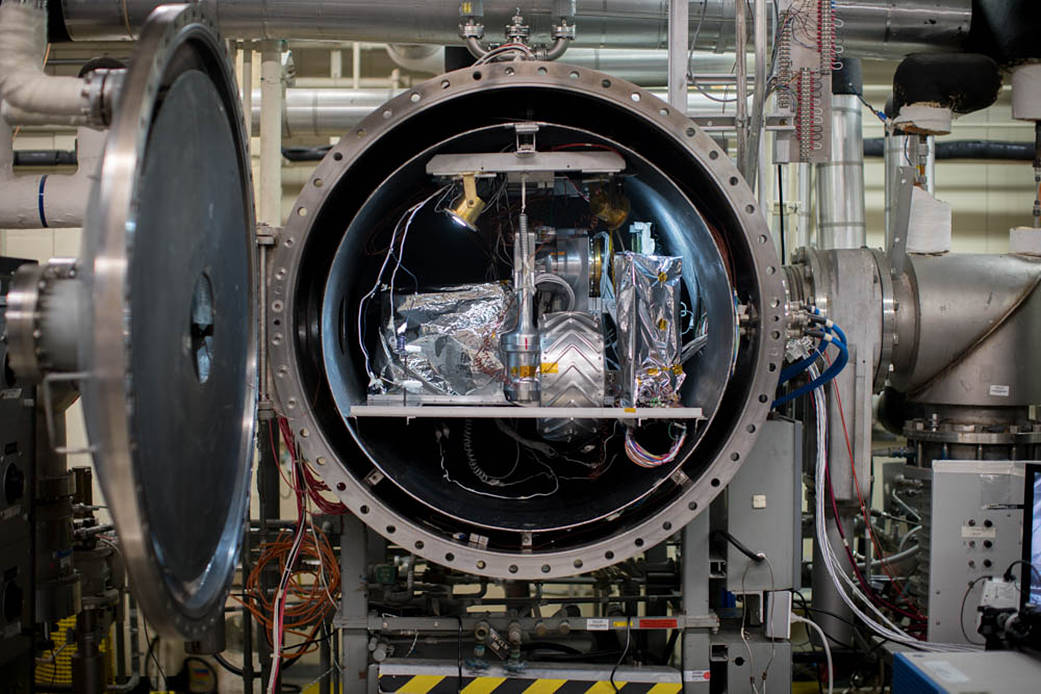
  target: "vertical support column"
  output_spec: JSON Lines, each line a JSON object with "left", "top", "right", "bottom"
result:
{"left": 681, "top": 514, "right": 711, "bottom": 692}
{"left": 734, "top": 0, "right": 748, "bottom": 177}
{"left": 241, "top": 42, "right": 253, "bottom": 142}
{"left": 340, "top": 515, "right": 370, "bottom": 694}
{"left": 795, "top": 162, "right": 814, "bottom": 249}
{"left": 331, "top": 49, "right": 343, "bottom": 80}
{"left": 745, "top": 0, "right": 768, "bottom": 189}
{"left": 352, "top": 42, "right": 362, "bottom": 90}
{"left": 667, "top": 0, "right": 688, "bottom": 113}
{"left": 259, "top": 40, "right": 283, "bottom": 227}
{"left": 256, "top": 418, "right": 280, "bottom": 692}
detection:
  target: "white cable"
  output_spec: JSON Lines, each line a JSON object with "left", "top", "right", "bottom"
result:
{"left": 791, "top": 614, "right": 832, "bottom": 694}
{"left": 808, "top": 365, "right": 980, "bottom": 652}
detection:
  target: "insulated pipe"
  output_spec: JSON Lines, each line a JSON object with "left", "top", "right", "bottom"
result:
{"left": 250, "top": 87, "right": 748, "bottom": 137}
{"left": 0, "top": 2, "right": 96, "bottom": 126}
{"left": 0, "top": 120, "right": 103, "bottom": 228}
{"left": 867, "top": 138, "right": 1034, "bottom": 162}
{"left": 816, "top": 94, "right": 866, "bottom": 249}
{"left": 57, "top": 0, "right": 972, "bottom": 60}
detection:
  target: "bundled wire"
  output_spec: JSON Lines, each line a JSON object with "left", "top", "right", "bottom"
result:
{"left": 241, "top": 417, "right": 345, "bottom": 694}
{"left": 624, "top": 423, "right": 686, "bottom": 468}
{"left": 774, "top": 309, "right": 849, "bottom": 408}
{"left": 238, "top": 526, "right": 341, "bottom": 658}
{"left": 809, "top": 364, "right": 979, "bottom": 652}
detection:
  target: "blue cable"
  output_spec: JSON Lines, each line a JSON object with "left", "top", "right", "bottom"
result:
{"left": 773, "top": 328, "right": 849, "bottom": 408}
{"left": 779, "top": 326, "right": 845, "bottom": 385}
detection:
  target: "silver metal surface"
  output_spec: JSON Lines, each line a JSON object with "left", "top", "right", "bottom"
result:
{"left": 794, "top": 248, "right": 881, "bottom": 500}
{"left": 816, "top": 94, "right": 865, "bottom": 249}
{"left": 374, "top": 283, "right": 513, "bottom": 399}
{"left": 886, "top": 166, "right": 914, "bottom": 277}
{"left": 60, "top": 0, "right": 971, "bottom": 58}
{"left": 835, "top": 0, "right": 972, "bottom": 59}
{"left": 894, "top": 253, "right": 1041, "bottom": 406}
{"left": 667, "top": 0, "right": 688, "bottom": 111}
{"left": 269, "top": 59, "right": 784, "bottom": 579}
{"left": 725, "top": 418, "right": 801, "bottom": 593}
{"left": 897, "top": 651, "right": 1041, "bottom": 691}
{"left": 350, "top": 405, "right": 704, "bottom": 420}
{"left": 614, "top": 252, "right": 685, "bottom": 407}
{"left": 906, "top": 461, "right": 1025, "bottom": 644}
{"left": 5, "top": 259, "right": 83, "bottom": 383}
{"left": 537, "top": 311, "right": 605, "bottom": 442}
{"left": 378, "top": 658, "right": 684, "bottom": 684}
{"left": 256, "top": 87, "right": 792, "bottom": 138}
{"left": 426, "top": 151, "right": 625, "bottom": 176}
{"left": 4, "top": 262, "right": 44, "bottom": 381}
{"left": 78, "top": 5, "right": 257, "bottom": 638}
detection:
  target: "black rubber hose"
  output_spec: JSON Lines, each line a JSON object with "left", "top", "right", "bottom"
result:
{"left": 863, "top": 138, "right": 1036, "bottom": 161}
{"left": 12, "top": 150, "right": 77, "bottom": 166}
{"left": 282, "top": 145, "right": 332, "bottom": 162}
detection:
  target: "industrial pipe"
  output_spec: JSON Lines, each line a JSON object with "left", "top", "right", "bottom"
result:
{"left": 866, "top": 138, "right": 1036, "bottom": 161}
{"left": 56, "top": 0, "right": 971, "bottom": 60}
{"left": 0, "top": 120, "right": 104, "bottom": 228}
{"left": 816, "top": 59, "right": 866, "bottom": 250}
{"left": 249, "top": 87, "right": 749, "bottom": 137}
{"left": 0, "top": 2, "right": 112, "bottom": 127}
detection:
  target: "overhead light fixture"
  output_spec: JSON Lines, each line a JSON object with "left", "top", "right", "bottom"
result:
{"left": 445, "top": 173, "right": 486, "bottom": 231}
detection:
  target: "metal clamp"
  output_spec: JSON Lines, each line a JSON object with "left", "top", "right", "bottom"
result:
{"left": 41, "top": 372, "right": 96, "bottom": 456}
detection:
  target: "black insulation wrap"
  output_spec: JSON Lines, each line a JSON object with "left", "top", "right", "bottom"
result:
{"left": 863, "top": 138, "right": 1036, "bottom": 162}
{"left": 12, "top": 150, "right": 78, "bottom": 166}
{"left": 892, "top": 53, "right": 1001, "bottom": 116}
{"left": 968, "top": 0, "right": 1041, "bottom": 66}
{"left": 831, "top": 57, "right": 862, "bottom": 96}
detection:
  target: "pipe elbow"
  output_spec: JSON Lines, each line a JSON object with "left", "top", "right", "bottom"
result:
{"left": 465, "top": 35, "right": 489, "bottom": 60}
{"left": 542, "top": 36, "right": 571, "bottom": 62}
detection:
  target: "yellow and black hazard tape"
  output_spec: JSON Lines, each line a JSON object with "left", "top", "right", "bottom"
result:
{"left": 379, "top": 674, "right": 683, "bottom": 694}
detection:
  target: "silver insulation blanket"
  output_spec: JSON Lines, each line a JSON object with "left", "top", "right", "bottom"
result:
{"left": 377, "top": 283, "right": 515, "bottom": 396}
{"left": 613, "top": 252, "right": 685, "bottom": 406}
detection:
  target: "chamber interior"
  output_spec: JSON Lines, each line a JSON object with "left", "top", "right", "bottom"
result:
{"left": 315, "top": 123, "right": 738, "bottom": 539}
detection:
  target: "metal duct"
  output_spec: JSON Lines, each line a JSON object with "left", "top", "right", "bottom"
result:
{"left": 58, "top": 0, "right": 970, "bottom": 59}
{"left": 252, "top": 87, "right": 746, "bottom": 137}
{"left": 815, "top": 94, "right": 865, "bottom": 249}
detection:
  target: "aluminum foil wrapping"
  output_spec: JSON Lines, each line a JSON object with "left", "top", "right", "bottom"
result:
{"left": 377, "top": 283, "right": 514, "bottom": 397}
{"left": 613, "top": 252, "right": 685, "bottom": 407}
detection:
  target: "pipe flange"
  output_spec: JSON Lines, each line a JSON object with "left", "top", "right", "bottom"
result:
{"left": 869, "top": 248, "right": 896, "bottom": 391}
{"left": 4, "top": 259, "right": 78, "bottom": 382}
{"left": 903, "top": 418, "right": 1041, "bottom": 446}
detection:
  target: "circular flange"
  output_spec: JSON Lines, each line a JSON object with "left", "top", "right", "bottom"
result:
{"left": 80, "top": 5, "right": 256, "bottom": 638}
{"left": 270, "top": 59, "right": 784, "bottom": 579}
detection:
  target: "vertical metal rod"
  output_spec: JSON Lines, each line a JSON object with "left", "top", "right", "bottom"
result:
{"left": 257, "top": 419, "right": 282, "bottom": 692}
{"left": 259, "top": 40, "right": 283, "bottom": 227}
{"left": 745, "top": 0, "right": 768, "bottom": 188}
{"left": 320, "top": 623, "right": 332, "bottom": 694}
{"left": 242, "top": 42, "right": 253, "bottom": 142}
{"left": 352, "top": 42, "right": 362, "bottom": 90}
{"left": 681, "top": 514, "right": 711, "bottom": 693}
{"left": 242, "top": 524, "right": 255, "bottom": 693}
{"left": 331, "top": 49, "right": 343, "bottom": 79}
{"left": 795, "top": 162, "right": 813, "bottom": 248}
{"left": 667, "top": 0, "right": 688, "bottom": 114}
{"left": 734, "top": 0, "right": 748, "bottom": 175}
